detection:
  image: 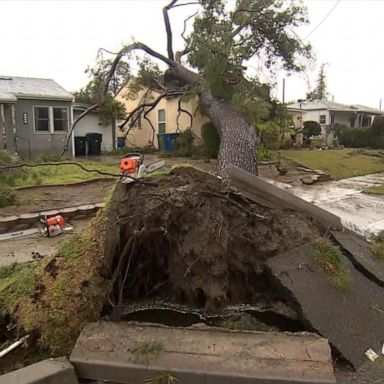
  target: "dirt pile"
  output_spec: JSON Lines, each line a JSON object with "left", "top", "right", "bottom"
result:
{"left": 108, "top": 167, "right": 320, "bottom": 312}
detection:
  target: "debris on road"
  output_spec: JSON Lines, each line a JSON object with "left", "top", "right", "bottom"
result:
{"left": 365, "top": 348, "right": 379, "bottom": 362}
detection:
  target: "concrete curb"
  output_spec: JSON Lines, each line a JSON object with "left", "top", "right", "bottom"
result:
{"left": 13, "top": 177, "right": 114, "bottom": 191}
{"left": 0, "top": 202, "right": 105, "bottom": 233}
{"left": 70, "top": 321, "right": 336, "bottom": 384}
{"left": 0, "top": 357, "right": 78, "bottom": 384}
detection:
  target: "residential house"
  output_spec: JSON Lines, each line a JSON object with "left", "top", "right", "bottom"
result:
{"left": 0, "top": 75, "right": 74, "bottom": 159}
{"left": 287, "top": 100, "right": 384, "bottom": 145}
{"left": 115, "top": 83, "right": 208, "bottom": 149}
{"left": 73, "top": 103, "right": 115, "bottom": 155}
{"left": 0, "top": 75, "right": 115, "bottom": 159}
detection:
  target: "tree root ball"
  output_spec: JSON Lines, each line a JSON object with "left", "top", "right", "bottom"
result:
{"left": 108, "top": 167, "right": 319, "bottom": 312}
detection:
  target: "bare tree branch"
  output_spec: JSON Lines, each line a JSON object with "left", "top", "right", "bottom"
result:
{"left": 175, "top": 10, "right": 198, "bottom": 62}
{"left": 181, "top": 11, "right": 198, "bottom": 44}
{"left": 61, "top": 104, "right": 98, "bottom": 156}
{"left": 163, "top": 0, "right": 178, "bottom": 61}
{"left": 176, "top": 97, "right": 193, "bottom": 132}
{"left": 172, "top": 1, "right": 200, "bottom": 8}
{"left": 119, "top": 90, "right": 185, "bottom": 145}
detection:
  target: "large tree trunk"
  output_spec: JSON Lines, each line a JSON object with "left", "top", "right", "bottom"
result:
{"left": 199, "top": 91, "right": 258, "bottom": 176}
{"left": 170, "top": 65, "right": 258, "bottom": 176}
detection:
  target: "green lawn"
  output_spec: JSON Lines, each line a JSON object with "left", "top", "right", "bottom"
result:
{"left": 281, "top": 149, "right": 384, "bottom": 180}
{"left": 9, "top": 159, "right": 120, "bottom": 188}
{"left": 363, "top": 185, "right": 384, "bottom": 195}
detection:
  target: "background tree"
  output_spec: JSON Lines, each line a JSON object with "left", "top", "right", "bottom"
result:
{"left": 307, "top": 63, "right": 328, "bottom": 101}
{"left": 74, "top": 59, "right": 128, "bottom": 149}
{"left": 63, "top": 0, "right": 311, "bottom": 176}
{"left": 303, "top": 120, "right": 321, "bottom": 144}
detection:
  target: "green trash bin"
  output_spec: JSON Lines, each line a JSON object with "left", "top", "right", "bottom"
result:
{"left": 157, "top": 134, "right": 166, "bottom": 151}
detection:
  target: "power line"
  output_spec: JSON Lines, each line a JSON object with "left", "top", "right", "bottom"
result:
{"left": 304, "top": 0, "right": 341, "bottom": 40}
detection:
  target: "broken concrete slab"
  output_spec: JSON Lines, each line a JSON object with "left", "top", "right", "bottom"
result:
{"left": 70, "top": 321, "right": 336, "bottom": 384}
{"left": 331, "top": 230, "right": 384, "bottom": 286}
{"left": 0, "top": 357, "right": 78, "bottom": 384}
{"left": 228, "top": 165, "right": 342, "bottom": 231}
{"left": 266, "top": 244, "right": 384, "bottom": 368}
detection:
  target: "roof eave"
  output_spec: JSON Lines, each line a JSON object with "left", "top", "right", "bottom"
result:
{"left": 15, "top": 93, "right": 74, "bottom": 102}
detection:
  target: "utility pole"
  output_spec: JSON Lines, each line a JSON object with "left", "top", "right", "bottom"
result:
{"left": 380, "top": 99, "right": 382, "bottom": 111}
{"left": 282, "top": 78, "right": 286, "bottom": 104}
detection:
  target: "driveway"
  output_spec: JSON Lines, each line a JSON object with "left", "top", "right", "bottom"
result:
{"left": 268, "top": 173, "right": 384, "bottom": 238}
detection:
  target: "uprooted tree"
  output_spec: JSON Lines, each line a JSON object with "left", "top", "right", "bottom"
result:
{"left": 63, "top": 0, "right": 311, "bottom": 176}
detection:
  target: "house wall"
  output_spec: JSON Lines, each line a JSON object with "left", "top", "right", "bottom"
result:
{"left": 116, "top": 87, "right": 208, "bottom": 149}
{"left": 73, "top": 111, "right": 114, "bottom": 152}
{"left": 14, "top": 99, "right": 73, "bottom": 159}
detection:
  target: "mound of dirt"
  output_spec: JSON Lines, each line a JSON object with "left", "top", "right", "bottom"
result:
{"left": 108, "top": 167, "right": 320, "bottom": 312}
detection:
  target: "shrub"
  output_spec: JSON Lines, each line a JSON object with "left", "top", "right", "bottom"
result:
{"left": 335, "top": 124, "right": 376, "bottom": 148}
{"left": 175, "top": 130, "right": 194, "bottom": 157}
{"left": 0, "top": 185, "right": 17, "bottom": 208}
{"left": 201, "top": 122, "right": 220, "bottom": 159}
{"left": 256, "top": 145, "right": 273, "bottom": 161}
{"left": 303, "top": 121, "right": 321, "bottom": 144}
{"left": 258, "top": 120, "right": 280, "bottom": 149}
{"left": 371, "top": 116, "right": 384, "bottom": 136}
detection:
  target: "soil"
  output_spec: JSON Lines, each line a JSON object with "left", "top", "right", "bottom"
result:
{"left": 0, "top": 179, "right": 115, "bottom": 217}
{"left": 108, "top": 167, "right": 320, "bottom": 313}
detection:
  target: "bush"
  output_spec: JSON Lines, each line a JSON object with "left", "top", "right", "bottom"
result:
{"left": 335, "top": 124, "right": 377, "bottom": 148}
{"left": 201, "top": 122, "right": 220, "bottom": 159}
{"left": 372, "top": 116, "right": 384, "bottom": 136}
{"left": 256, "top": 145, "right": 273, "bottom": 161}
{"left": 258, "top": 121, "right": 280, "bottom": 150}
{"left": 0, "top": 185, "right": 17, "bottom": 208}
{"left": 303, "top": 121, "right": 321, "bottom": 136}
{"left": 175, "top": 130, "right": 194, "bottom": 157}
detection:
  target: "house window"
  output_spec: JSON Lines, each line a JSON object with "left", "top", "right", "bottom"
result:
{"left": 330, "top": 114, "right": 335, "bottom": 124}
{"left": 34, "top": 106, "right": 69, "bottom": 133}
{"left": 53, "top": 107, "right": 68, "bottom": 131}
{"left": 34, "top": 107, "right": 50, "bottom": 132}
{"left": 319, "top": 114, "right": 326, "bottom": 124}
{"left": 158, "top": 109, "right": 166, "bottom": 133}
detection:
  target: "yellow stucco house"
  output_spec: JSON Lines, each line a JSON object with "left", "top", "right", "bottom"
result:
{"left": 115, "top": 83, "right": 208, "bottom": 149}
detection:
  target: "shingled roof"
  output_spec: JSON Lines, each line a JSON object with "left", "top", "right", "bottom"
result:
{"left": 0, "top": 75, "right": 73, "bottom": 102}
{"left": 287, "top": 99, "right": 383, "bottom": 115}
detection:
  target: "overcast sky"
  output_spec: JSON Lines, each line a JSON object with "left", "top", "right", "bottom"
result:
{"left": 0, "top": 0, "right": 383, "bottom": 108}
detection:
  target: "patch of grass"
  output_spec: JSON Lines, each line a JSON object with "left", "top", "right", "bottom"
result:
{"left": 4, "top": 159, "right": 119, "bottom": 188}
{"left": 144, "top": 374, "right": 180, "bottom": 384}
{"left": 369, "top": 232, "right": 384, "bottom": 260}
{"left": 0, "top": 197, "right": 116, "bottom": 354}
{"left": 363, "top": 185, "right": 384, "bottom": 195}
{"left": 314, "top": 237, "right": 351, "bottom": 290}
{"left": 132, "top": 340, "right": 164, "bottom": 364}
{"left": 282, "top": 149, "right": 384, "bottom": 180}
{"left": 57, "top": 230, "right": 96, "bottom": 261}
{"left": 0, "top": 263, "right": 37, "bottom": 315}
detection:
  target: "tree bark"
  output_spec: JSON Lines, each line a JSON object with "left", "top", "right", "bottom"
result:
{"left": 200, "top": 91, "right": 258, "bottom": 177}
{"left": 170, "top": 64, "right": 258, "bottom": 176}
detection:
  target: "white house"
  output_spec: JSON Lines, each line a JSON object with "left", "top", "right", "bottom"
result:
{"left": 73, "top": 103, "right": 115, "bottom": 155}
{"left": 287, "top": 100, "right": 384, "bottom": 145}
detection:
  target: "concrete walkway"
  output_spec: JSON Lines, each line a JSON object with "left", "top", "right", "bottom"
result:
{"left": 268, "top": 173, "right": 384, "bottom": 238}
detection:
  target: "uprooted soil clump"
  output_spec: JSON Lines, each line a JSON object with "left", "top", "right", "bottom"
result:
{"left": 0, "top": 167, "right": 321, "bottom": 369}
{"left": 108, "top": 167, "right": 320, "bottom": 312}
